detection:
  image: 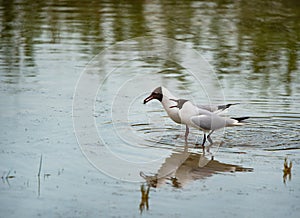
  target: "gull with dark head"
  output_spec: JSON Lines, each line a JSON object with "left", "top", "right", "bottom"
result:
{"left": 170, "top": 98, "right": 249, "bottom": 153}
{"left": 143, "top": 86, "right": 241, "bottom": 142}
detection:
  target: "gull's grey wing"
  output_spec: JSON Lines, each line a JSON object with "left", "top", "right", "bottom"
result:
{"left": 196, "top": 105, "right": 218, "bottom": 112}
{"left": 197, "top": 103, "right": 239, "bottom": 113}
{"left": 190, "top": 114, "right": 231, "bottom": 131}
{"left": 217, "top": 103, "right": 239, "bottom": 111}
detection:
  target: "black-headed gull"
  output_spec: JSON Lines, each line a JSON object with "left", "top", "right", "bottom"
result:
{"left": 143, "top": 86, "right": 239, "bottom": 141}
{"left": 170, "top": 99, "right": 249, "bottom": 153}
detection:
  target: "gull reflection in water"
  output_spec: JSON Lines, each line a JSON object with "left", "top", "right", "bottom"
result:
{"left": 141, "top": 147, "right": 253, "bottom": 188}
{"left": 139, "top": 145, "right": 253, "bottom": 213}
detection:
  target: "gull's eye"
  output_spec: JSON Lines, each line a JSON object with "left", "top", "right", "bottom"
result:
{"left": 151, "top": 91, "right": 163, "bottom": 102}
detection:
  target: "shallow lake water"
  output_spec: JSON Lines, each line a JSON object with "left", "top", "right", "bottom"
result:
{"left": 1, "top": 0, "right": 300, "bottom": 217}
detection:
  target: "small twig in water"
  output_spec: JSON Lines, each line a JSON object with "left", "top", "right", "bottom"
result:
{"left": 38, "top": 154, "right": 42, "bottom": 177}
{"left": 37, "top": 154, "right": 43, "bottom": 197}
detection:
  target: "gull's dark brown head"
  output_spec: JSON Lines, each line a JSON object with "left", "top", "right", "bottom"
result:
{"left": 169, "top": 99, "right": 188, "bottom": 109}
{"left": 143, "top": 87, "right": 163, "bottom": 104}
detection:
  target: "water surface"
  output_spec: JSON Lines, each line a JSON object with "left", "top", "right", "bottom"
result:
{"left": 0, "top": 0, "right": 300, "bottom": 217}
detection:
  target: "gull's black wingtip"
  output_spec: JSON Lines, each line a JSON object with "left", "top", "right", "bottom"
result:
{"left": 231, "top": 116, "right": 250, "bottom": 122}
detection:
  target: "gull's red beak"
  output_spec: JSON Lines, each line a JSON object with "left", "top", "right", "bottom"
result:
{"left": 143, "top": 94, "right": 154, "bottom": 104}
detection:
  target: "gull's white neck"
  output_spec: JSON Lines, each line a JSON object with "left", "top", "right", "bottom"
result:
{"left": 160, "top": 87, "right": 181, "bottom": 124}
